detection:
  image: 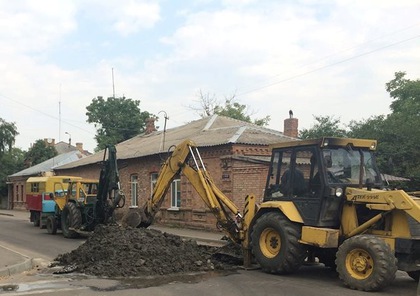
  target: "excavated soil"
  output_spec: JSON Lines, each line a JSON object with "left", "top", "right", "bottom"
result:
{"left": 52, "top": 225, "right": 242, "bottom": 278}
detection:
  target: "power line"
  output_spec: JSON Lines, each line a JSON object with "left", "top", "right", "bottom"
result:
{"left": 237, "top": 34, "right": 420, "bottom": 97}
{"left": 0, "top": 93, "right": 95, "bottom": 136}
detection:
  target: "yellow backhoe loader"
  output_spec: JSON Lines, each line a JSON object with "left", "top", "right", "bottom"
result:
{"left": 124, "top": 137, "right": 420, "bottom": 292}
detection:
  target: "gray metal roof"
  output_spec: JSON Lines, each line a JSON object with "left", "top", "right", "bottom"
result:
{"left": 55, "top": 115, "right": 296, "bottom": 170}
{"left": 54, "top": 141, "right": 78, "bottom": 154}
{"left": 9, "top": 150, "right": 88, "bottom": 178}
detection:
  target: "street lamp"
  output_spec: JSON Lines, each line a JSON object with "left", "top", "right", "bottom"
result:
{"left": 65, "top": 132, "right": 71, "bottom": 146}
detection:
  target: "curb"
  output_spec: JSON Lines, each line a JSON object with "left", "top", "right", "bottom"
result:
{"left": 0, "top": 258, "right": 34, "bottom": 277}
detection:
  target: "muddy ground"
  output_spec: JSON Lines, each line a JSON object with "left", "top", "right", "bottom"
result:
{"left": 52, "top": 225, "right": 242, "bottom": 278}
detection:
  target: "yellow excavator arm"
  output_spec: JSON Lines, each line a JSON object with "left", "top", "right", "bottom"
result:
{"left": 133, "top": 139, "right": 249, "bottom": 244}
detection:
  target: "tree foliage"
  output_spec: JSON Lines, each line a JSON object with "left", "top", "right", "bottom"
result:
{"left": 350, "top": 72, "right": 420, "bottom": 181}
{"left": 386, "top": 71, "right": 420, "bottom": 114}
{"left": 86, "top": 96, "right": 153, "bottom": 151}
{"left": 0, "top": 119, "right": 22, "bottom": 199}
{"left": 0, "top": 118, "right": 19, "bottom": 155}
{"left": 25, "top": 139, "right": 58, "bottom": 167}
{"left": 299, "top": 115, "right": 348, "bottom": 139}
{"left": 0, "top": 148, "right": 25, "bottom": 199}
{"left": 191, "top": 91, "right": 270, "bottom": 126}
{"left": 303, "top": 72, "right": 420, "bottom": 186}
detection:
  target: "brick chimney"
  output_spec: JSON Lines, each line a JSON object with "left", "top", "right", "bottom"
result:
{"left": 43, "top": 138, "right": 55, "bottom": 147}
{"left": 145, "top": 118, "right": 157, "bottom": 135}
{"left": 283, "top": 111, "right": 298, "bottom": 138}
{"left": 76, "top": 142, "right": 84, "bottom": 152}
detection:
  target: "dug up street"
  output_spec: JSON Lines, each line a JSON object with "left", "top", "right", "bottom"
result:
{"left": 0, "top": 210, "right": 418, "bottom": 296}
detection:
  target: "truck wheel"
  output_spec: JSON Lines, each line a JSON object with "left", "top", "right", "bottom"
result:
{"left": 250, "top": 212, "right": 306, "bottom": 274}
{"left": 336, "top": 235, "right": 397, "bottom": 291}
{"left": 39, "top": 213, "right": 46, "bottom": 229}
{"left": 33, "top": 212, "right": 40, "bottom": 227}
{"left": 61, "top": 202, "right": 82, "bottom": 238}
{"left": 46, "top": 216, "right": 57, "bottom": 235}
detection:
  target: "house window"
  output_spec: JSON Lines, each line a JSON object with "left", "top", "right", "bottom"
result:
{"left": 130, "top": 174, "right": 138, "bottom": 207}
{"left": 150, "top": 173, "right": 158, "bottom": 197}
{"left": 171, "top": 179, "right": 181, "bottom": 208}
{"left": 16, "top": 185, "right": 19, "bottom": 201}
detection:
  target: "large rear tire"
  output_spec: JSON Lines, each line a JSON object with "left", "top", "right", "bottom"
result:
{"left": 61, "top": 202, "right": 82, "bottom": 238}
{"left": 336, "top": 235, "right": 397, "bottom": 291}
{"left": 250, "top": 212, "right": 306, "bottom": 274}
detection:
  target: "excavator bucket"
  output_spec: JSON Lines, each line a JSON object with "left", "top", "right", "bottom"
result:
{"left": 121, "top": 208, "right": 149, "bottom": 228}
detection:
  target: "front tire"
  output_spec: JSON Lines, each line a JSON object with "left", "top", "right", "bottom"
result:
{"left": 61, "top": 202, "right": 82, "bottom": 238}
{"left": 251, "top": 212, "right": 306, "bottom": 274}
{"left": 336, "top": 235, "right": 397, "bottom": 291}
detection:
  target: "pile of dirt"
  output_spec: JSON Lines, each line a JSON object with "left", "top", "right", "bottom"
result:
{"left": 53, "top": 225, "right": 241, "bottom": 278}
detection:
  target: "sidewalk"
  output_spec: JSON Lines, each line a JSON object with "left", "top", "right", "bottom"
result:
{"left": 0, "top": 209, "right": 227, "bottom": 277}
{"left": 0, "top": 245, "right": 33, "bottom": 277}
{"left": 0, "top": 210, "right": 34, "bottom": 277}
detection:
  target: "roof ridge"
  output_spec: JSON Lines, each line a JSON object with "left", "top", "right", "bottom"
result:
{"left": 202, "top": 114, "right": 218, "bottom": 131}
{"left": 228, "top": 126, "right": 247, "bottom": 143}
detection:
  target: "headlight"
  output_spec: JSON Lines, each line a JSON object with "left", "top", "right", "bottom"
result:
{"left": 335, "top": 187, "right": 343, "bottom": 197}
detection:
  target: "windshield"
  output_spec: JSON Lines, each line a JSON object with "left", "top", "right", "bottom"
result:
{"left": 322, "top": 147, "right": 381, "bottom": 186}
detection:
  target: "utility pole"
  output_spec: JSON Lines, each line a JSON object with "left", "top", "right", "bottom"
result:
{"left": 112, "top": 68, "right": 115, "bottom": 98}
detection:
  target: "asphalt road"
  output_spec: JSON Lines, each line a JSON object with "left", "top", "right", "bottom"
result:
{"left": 0, "top": 213, "right": 418, "bottom": 296}
{"left": 0, "top": 213, "right": 84, "bottom": 261}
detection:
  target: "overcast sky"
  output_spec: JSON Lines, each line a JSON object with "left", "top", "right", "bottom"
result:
{"left": 1, "top": 0, "right": 420, "bottom": 152}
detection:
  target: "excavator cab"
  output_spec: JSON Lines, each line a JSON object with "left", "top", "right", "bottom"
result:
{"left": 264, "top": 137, "right": 382, "bottom": 228}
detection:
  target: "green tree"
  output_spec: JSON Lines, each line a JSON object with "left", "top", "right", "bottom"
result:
{"left": 25, "top": 139, "right": 58, "bottom": 167}
{"left": 0, "top": 148, "right": 25, "bottom": 199}
{"left": 299, "top": 115, "right": 348, "bottom": 139}
{"left": 86, "top": 96, "right": 154, "bottom": 150}
{"left": 348, "top": 72, "right": 420, "bottom": 184}
{"left": 192, "top": 91, "right": 270, "bottom": 126}
{"left": 0, "top": 118, "right": 21, "bottom": 199}
{"left": 348, "top": 115, "right": 392, "bottom": 172}
{"left": 0, "top": 118, "right": 19, "bottom": 154}
{"left": 386, "top": 71, "right": 420, "bottom": 114}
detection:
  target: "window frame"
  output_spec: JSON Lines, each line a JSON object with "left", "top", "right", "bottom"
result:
{"left": 130, "top": 174, "right": 139, "bottom": 208}
{"left": 170, "top": 178, "right": 181, "bottom": 209}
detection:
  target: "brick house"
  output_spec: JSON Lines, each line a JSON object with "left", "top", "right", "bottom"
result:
{"left": 54, "top": 115, "right": 299, "bottom": 230}
{"left": 5, "top": 140, "right": 90, "bottom": 210}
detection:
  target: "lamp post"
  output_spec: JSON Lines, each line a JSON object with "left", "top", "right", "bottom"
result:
{"left": 65, "top": 132, "right": 71, "bottom": 147}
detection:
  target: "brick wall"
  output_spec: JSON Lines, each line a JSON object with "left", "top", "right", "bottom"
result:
{"left": 55, "top": 143, "right": 272, "bottom": 231}
{"left": 7, "top": 176, "right": 26, "bottom": 210}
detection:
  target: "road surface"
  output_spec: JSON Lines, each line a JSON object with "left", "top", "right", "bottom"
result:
{"left": 0, "top": 213, "right": 418, "bottom": 296}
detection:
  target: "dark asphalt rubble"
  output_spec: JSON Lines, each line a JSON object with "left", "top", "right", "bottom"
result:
{"left": 53, "top": 224, "right": 242, "bottom": 277}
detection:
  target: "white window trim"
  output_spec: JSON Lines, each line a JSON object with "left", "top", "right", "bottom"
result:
{"left": 130, "top": 174, "right": 138, "bottom": 208}
{"left": 170, "top": 178, "right": 181, "bottom": 209}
